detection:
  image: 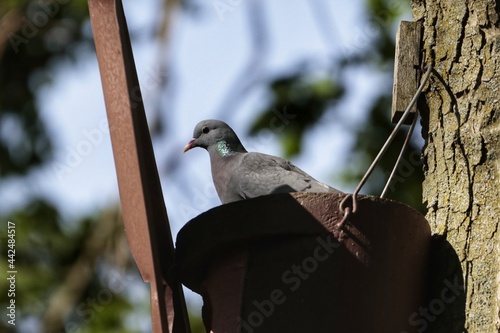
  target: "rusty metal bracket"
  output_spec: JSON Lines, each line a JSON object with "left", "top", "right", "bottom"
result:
{"left": 87, "top": 0, "right": 190, "bottom": 332}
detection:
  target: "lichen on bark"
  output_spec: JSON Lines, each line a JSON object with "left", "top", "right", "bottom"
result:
{"left": 412, "top": 0, "right": 500, "bottom": 331}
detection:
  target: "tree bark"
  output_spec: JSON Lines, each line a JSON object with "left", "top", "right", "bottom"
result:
{"left": 412, "top": 0, "right": 500, "bottom": 332}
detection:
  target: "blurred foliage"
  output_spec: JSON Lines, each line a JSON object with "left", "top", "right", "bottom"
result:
{"left": 250, "top": 72, "right": 344, "bottom": 156}
{"left": 0, "top": 200, "right": 72, "bottom": 309}
{"left": 0, "top": 0, "right": 91, "bottom": 177}
{"left": 0, "top": 201, "right": 135, "bottom": 332}
{"left": 250, "top": 0, "right": 424, "bottom": 211}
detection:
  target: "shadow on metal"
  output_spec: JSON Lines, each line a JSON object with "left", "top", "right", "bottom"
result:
{"left": 177, "top": 192, "right": 431, "bottom": 333}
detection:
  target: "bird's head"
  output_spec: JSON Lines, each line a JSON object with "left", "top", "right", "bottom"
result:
{"left": 183, "top": 119, "right": 247, "bottom": 156}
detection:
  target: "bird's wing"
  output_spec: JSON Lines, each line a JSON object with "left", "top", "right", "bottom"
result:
{"left": 236, "top": 152, "right": 334, "bottom": 199}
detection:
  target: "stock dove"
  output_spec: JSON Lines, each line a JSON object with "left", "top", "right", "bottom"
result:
{"left": 184, "top": 119, "right": 342, "bottom": 204}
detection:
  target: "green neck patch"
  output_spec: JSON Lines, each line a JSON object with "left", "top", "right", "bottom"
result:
{"left": 217, "top": 140, "right": 233, "bottom": 157}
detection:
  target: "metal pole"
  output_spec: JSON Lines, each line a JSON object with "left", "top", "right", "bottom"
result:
{"left": 87, "top": 0, "right": 190, "bottom": 331}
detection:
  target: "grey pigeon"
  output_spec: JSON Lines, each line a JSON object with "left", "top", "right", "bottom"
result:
{"left": 184, "top": 119, "right": 343, "bottom": 204}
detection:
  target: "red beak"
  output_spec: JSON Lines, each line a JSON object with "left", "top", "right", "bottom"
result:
{"left": 183, "top": 139, "right": 196, "bottom": 153}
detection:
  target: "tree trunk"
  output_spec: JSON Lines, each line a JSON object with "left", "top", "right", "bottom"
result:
{"left": 411, "top": 1, "right": 500, "bottom": 332}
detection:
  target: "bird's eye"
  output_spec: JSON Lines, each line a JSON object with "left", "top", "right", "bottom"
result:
{"left": 202, "top": 126, "right": 210, "bottom": 134}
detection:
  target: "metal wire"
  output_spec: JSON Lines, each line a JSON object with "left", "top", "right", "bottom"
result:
{"left": 380, "top": 108, "right": 418, "bottom": 198}
{"left": 339, "top": 64, "right": 433, "bottom": 217}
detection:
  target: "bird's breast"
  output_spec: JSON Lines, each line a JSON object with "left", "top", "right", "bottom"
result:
{"left": 210, "top": 155, "right": 241, "bottom": 204}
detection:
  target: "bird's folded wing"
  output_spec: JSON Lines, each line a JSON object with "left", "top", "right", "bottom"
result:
{"left": 237, "top": 152, "right": 333, "bottom": 199}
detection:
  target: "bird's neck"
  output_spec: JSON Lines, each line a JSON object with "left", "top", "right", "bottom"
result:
{"left": 211, "top": 140, "right": 246, "bottom": 158}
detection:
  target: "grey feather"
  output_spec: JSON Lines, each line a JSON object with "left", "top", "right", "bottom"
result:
{"left": 184, "top": 119, "right": 342, "bottom": 204}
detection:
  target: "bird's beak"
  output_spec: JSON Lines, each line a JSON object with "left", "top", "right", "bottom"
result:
{"left": 183, "top": 139, "right": 196, "bottom": 153}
